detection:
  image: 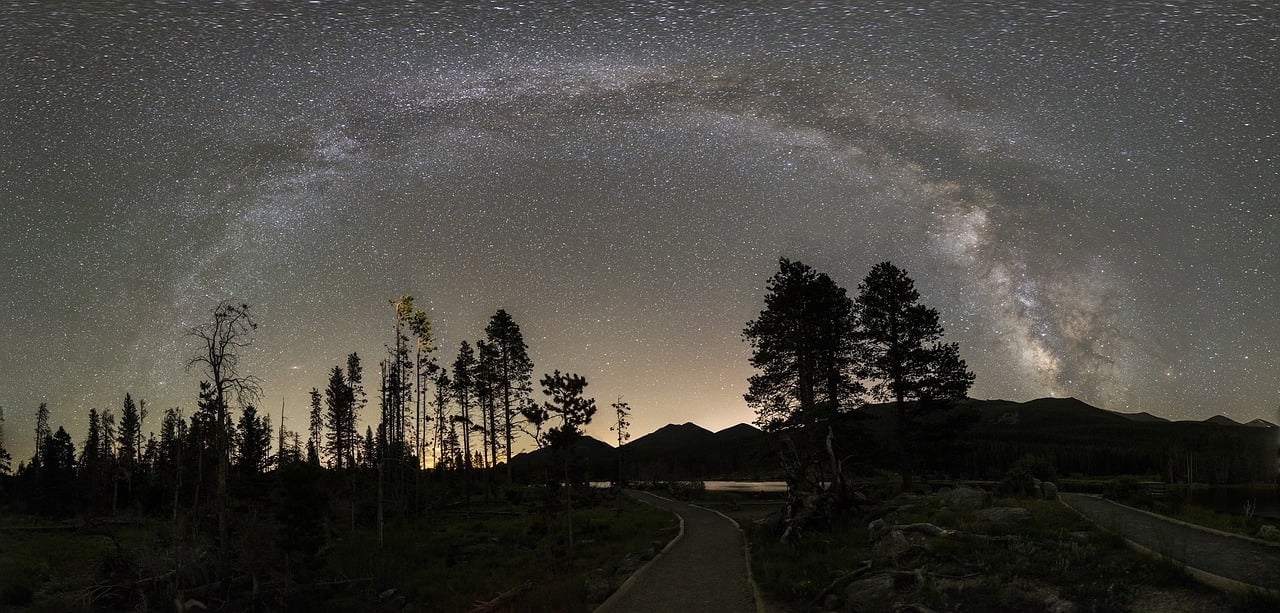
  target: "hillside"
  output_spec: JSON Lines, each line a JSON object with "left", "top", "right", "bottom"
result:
{"left": 508, "top": 397, "right": 1278, "bottom": 485}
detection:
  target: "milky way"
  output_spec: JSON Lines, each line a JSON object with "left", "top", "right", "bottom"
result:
{"left": 2, "top": 1, "right": 1277, "bottom": 457}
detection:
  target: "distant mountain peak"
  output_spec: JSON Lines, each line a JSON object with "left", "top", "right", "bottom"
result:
{"left": 1244, "top": 418, "right": 1278, "bottom": 428}
{"left": 1204, "top": 415, "right": 1241, "bottom": 426}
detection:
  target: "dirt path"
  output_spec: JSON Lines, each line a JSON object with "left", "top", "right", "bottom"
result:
{"left": 594, "top": 491, "right": 759, "bottom": 613}
{"left": 1061, "top": 493, "right": 1280, "bottom": 592}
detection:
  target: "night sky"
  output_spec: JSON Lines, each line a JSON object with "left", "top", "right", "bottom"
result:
{"left": 2, "top": 1, "right": 1277, "bottom": 459}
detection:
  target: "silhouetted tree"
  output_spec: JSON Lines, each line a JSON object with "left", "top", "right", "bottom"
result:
{"left": 33, "top": 402, "right": 50, "bottom": 470}
{"left": 79, "top": 408, "right": 106, "bottom": 508}
{"left": 308, "top": 388, "right": 324, "bottom": 466}
{"left": 854, "top": 262, "right": 975, "bottom": 490}
{"left": 452, "top": 342, "right": 477, "bottom": 470}
{"left": 405, "top": 301, "right": 435, "bottom": 470}
{"left": 744, "top": 258, "right": 861, "bottom": 504}
{"left": 485, "top": 309, "right": 534, "bottom": 483}
{"left": 0, "top": 405, "right": 11, "bottom": 476}
{"left": 324, "top": 366, "right": 356, "bottom": 469}
{"left": 118, "top": 393, "right": 145, "bottom": 498}
{"left": 475, "top": 339, "right": 500, "bottom": 469}
{"left": 744, "top": 258, "right": 859, "bottom": 431}
{"left": 539, "top": 370, "right": 597, "bottom": 560}
{"left": 610, "top": 399, "right": 632, "bottom": 486}
{"left": 187, "top": 301, "right": 261, "bottom": 564}
{"left": 235, "top": 405, "right": 272, "bottom": 476}
{"left": 520, "top": 401, "right": 550, "bottom": 450}
{"left": 158, "top": 407, "right": 187, "bottom": 532}
{"left": 347, "top": 353, "right": 365, "bottom": 458}
{"left": 432, "top": 372, "right": 452, "bottom": 468}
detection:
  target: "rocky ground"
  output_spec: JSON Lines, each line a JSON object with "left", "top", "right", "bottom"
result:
{"left": 741, "top": 483, "right": 1277, "bottom": 613}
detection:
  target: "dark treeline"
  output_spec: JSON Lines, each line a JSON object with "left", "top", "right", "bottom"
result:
{"left": 0, "top": 300, "right": 568, "bottom": 519}
{"left": 0, "top": 296, "right": 622, "bottom": 609}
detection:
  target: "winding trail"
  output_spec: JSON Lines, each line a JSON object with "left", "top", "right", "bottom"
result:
{"left": 1061, "top": 493, "right": 1280, "bottom": 594}
{"left": 595, "top": 491, "right": 759, "bottom": 613}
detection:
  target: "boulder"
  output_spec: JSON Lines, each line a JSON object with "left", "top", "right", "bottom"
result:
{"left": 867, "top": 518, "right": 891, "bottom": 543}
{"left": 1040, "top": 481, "right": 1058, "bottom": 500}
{"left": 843, "top": 574, "right": 895, "bottom": 612}
{"left": 1256, "top": 525, "right": 1280, "bottom": 542}
{"left": 941, "top": 485, "right": 985, "bottom": 510}
{"left": 974, "top": 507, "right": 1032, "bottom": 533}
{"left": 872, "top": 529, "right": 910, "bottom": 558}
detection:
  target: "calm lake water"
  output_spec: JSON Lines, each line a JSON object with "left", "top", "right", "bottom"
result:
{"left": 704, "top": 480, "right": 788, "bottom": 493}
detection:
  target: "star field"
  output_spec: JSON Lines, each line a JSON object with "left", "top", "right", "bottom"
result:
{"left": 1, "top": 1, "right": 1277, "bottom": 458}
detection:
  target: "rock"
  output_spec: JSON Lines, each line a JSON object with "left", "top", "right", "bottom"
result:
{"left": 1256, "top": 525, "right": 1280, "bottom": 542}
{"left": 1069, "top": 530, "right": 1091, "bottom": 543}
{"left": 585, "top": 568, "right": 611, "bottom": 603}
{"left": 941, "top": 485, "right": 985, "bottom": 510}
{"left": 823, "top": 593, "right": 843, "bottom": 610}
{"left": 843, "top": 574, "right": 895, "bottom": 611}
{"left": 1040, "top": 481, "right": 1058, "bottom": 500}
{"left": 378, "top": 588, "right": 398, "bottom": 601}
{"left": 872, "top": 529, "right": 910, "bottom": 558}
{"left": 868, "top": 518, "right": 891, "bottom": 543}
{"left": 973, "top": 507, "right": 1032, "bottom": 533}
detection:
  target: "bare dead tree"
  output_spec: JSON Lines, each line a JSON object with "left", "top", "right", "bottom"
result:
{"left": 186, "top": 300, "right": 262, "bottom": 570}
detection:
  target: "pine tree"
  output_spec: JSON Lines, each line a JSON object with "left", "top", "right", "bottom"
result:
{"left": 484, "top": 310, "right": 534, "bottom": 483}
{"left": 118, "top": 393, "right": 144, "bottom": 493}
{"left": 308, "top": 388, "right": 324, "bottom": 466}
{"left": 610, "top": 399, "right": 632, "bottom": 486}
{"left": 475, "top": 339, "right": 500, "bottom": 469}
{"left": 853, "top": 262, "right": 975, "bottom": 490}
{"left": 33, "top": 402, "right": 50, "bottom": 469}
{"left": 80, "top": 408, "right": 104, "bottom": 506}
{"left": 324, "top": 366, "right": 355, "bottom": 469}
{"left": 744, "top": 258, "right": 859, "bottom": 432}
{"left": 235, "top": 405, "right": 272, "bottom": 475}
{"left": 0, "top": 405, "right": 11, "bottom": 475}
{"left": 452, "top": 342, "right": 477, "bottom": 470}
{"left": 539, "top": 371, "right": 597, "bottom": 451}
{"left": 432, "top": 372, "right": 452, "bottom": 468}
{"left": 346, "top": 352, "right": 365, "bottom": 468}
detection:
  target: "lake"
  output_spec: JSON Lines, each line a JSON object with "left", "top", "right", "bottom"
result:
{"left": 704, "top": 480, "right": 788, "bottom": 493}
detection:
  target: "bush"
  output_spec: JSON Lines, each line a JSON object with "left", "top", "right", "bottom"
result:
{"left": 1011, "top": 455, "right": 1057, "bottom": 482}
{"left": 1103, "top": 477, "right": 1154, "bottom": 509}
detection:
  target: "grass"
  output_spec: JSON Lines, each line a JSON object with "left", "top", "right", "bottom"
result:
{"left": 323, "top": 493, "right": 677, "bottom": 611}
{"left": 0, "top": 513, "right": 161, "bottom": 609}
{"left": 740, "top": 493, "right": 1255, "bottom": 611}
{"left": 0, "top": 491, "right": 677, "bottom": 611}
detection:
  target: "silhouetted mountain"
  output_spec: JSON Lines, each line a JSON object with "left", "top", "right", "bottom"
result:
{"left": 508, "top": 398, "right": 1276, "bottom": 485}
{"left": 1112, "top": 411, "right": 1170, "bottom": 423}
{"left": 626, "top": 422, "right": 714, "bottom": 456}
{"left": 713, "top": 423, "right": 762, "bottom": 442}
{"left": 621, "top": 421, "right": 775, "bottom": 482}
{"left": 853, "top": 397, "right": 1276, "bottom": 484}
{"left": 507, "top": 435, "right": 616, "bottom": 482}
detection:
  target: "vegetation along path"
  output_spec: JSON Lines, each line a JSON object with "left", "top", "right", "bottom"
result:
{"left": 595, "top": 490, "right": 759, "bottom": 613}
{"left": 1061, "top": 493, "right": 1280, "bottom": 593}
